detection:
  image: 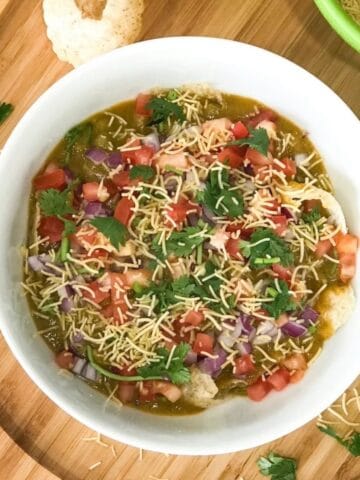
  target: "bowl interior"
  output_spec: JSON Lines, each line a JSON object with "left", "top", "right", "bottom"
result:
{"left": 0, "top": 37, "right": 359, "bottom": 455}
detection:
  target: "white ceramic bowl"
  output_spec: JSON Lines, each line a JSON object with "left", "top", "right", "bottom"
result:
{"left": 0, "top": 37, "right": 359, "bottom": 455}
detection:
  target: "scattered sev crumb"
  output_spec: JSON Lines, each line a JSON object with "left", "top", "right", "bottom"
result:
{"left": 149, "top": 476, "right": 169, "bottom": 480}
{"left": 88, "top": 461, "right": 102, "bottom": 471}
{"left": 139, "top": 448, "right": 143, "bottom": 461}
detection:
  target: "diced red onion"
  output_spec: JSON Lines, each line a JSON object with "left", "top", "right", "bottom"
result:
{"left": 106, "top": 152, "right": 122, "bottom": 168}
{"left": 142, "top": 132, "right": 160, "bottom": 152}
{"left": 28, "top": 254, "right": 51, "bottom": 272}
{"left": 203, "top": 240, "right": 218, "bottom": 251}
{"left": 61, "top": 297, "right": 73, "bottom": 313}
{"left": 202, "top": 206, "right": 216, "bottom": 226}
{"left": 82, "top": 363, "right": 99, "bottom": 382}
{"left": 187, "top": 212, "right": 199, "bottom": 226}
{"left": 256, "top": 319, "right": 278, "bottom": 338}
{"left": 237, "top": 341, "right": 252, "bottom": 355}
{"left": 243, "top": 164, "right": 254, "bottom": 176}
{"left": 281, "top": 206, "right": 296, "bottom": 220}
{"left": 85, "top": 147, "right": 109, "bottom": 164}
{"left": 84, "top": 201, "right": 109, "bottom": 218}
{"left": 239, "top": 314, "right": 253, "bottom": 335}
{"left": 184, "top": 350, "right": 197, "bottom": 366}
{"left": 64, "top": 167, "right": 74, "bottom": 184}
{"left": 218, "top": 330, "right": 235, "bottom": 348}
{"left": 72, "top": 357, "right": 87, "bottom": 375}
{"left": 198, "top": 347, "right": 227, "bottom": 377}
{"left": 164, "top": 178, "right": 178, "bottom": 194}
{"left": 299, "top": 306, "right": 319, "bottom": 326}
{"left": 281, "top": 322, "right": 307, "bottom": 337}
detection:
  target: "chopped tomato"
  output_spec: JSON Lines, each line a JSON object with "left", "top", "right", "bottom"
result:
{"left": 282, "top": 353, "right": 307, "bottom": 371}
{"left": 315, "top": 239, "right": 333, "bottom": 258}
{"left": 303, "top": 199, "right": 321, "bottom": 213}
{"left": 55, "top": 351, "right": 75, "bottom": 370}
{"left": 112, "top": 171, "right": 139, "bottom": 189}
{"left": 335, "top": 233, "right": 358, "bottom": 283}
{"left": 117, "top": 383, "right": 137, "bottom": 403}
{"left": 82, "top": 281, "right": 110, "bottom": 304}
{"left": 139, "top": 381, "right": 156, "bottom": 402}
{"left": 246, "top": 148, "right": 272, "bottom": 166}
{"left": 123, "top": 144, "right": 154, "bottom": 166}
{"left": 271, "top": 215, "right": 288, "bottom": 236}
{"left": 225, "top": 237, "right": 242, "bottom": 259}
{"left": 33, "top": 168, "right": 66, "bottom": 191}
{"left": 272, "top": 264, "right": 292, "bottom": 281}
{"left": 184, "top": 310, "right": 204, "bottom": 326}
{"left": 218, "top": 146, "right": 244, "bottom": 169}
{"left": 124, "top": 269, "right": 151, "bottom": 287}
{"left": 103, "top": 179, "right": 118, "bottom": 197}
{"left": 289, "top": 369, "right": 305, "bottom": 384}
{"left": 232, "top": 121, "right": 249, "bottom": 139}
{"left": 114, "top": 197, "right": 135, "bottom": 226}
{"left": 252, "top": 164, "right": 270, "bottom": 181}
{"left": 276, "top": 313, "right": 289, "bottom": 327}
{"left": 152, "top": 381, "right": 182, "bottom": 403}
{"left": 110, "top": 273, "right": 129, "bottom": 324}
{"left": 193, "top": 333, "right": 214, "bottom": 354}
{"left": 168, "top": 318, "right": 192, "bottom": 346}
{"left": 247, "top": 109, "right": 277, "bottom": 128}
{"left": 38, "top": 216, "right": 64, "bottom": 243}
{"left": 234, "top": 354, "right": 255, "bottom": 376}
{"left": 267, "top": 368, "right": 290, "bottom": 391}
{"left": 274, "top": 157, "right": 297, "bottom": 177}
{"left": 247, "top": 378, "right": 272, "bottom": 401}
{"left": 82, "top": 182, "right": 109, "bottom": 202}
{"left": 135, "top": 93, "right": 152, "bottom": 116}
{"left": 72, "top": 226, "right": 100, "bottom": 250}
{"left": 86, "top": 248, "right": 109, "bottom": 260}
{"left": 167, "top": 198, "right": 197, "bottom": 224}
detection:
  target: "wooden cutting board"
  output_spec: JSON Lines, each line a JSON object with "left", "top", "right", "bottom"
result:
{"left": 0, "top": 1, "right": 359, "bottom": 479}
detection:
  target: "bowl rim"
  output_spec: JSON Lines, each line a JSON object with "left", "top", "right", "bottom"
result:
{"left": 0, "top": 36, "right": 359, "bottom": 455}
{"left": 314, "top": 0, "right": 360, "bottom": 52}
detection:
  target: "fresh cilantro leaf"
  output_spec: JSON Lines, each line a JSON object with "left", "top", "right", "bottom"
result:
{"left": 39, "top": 188, "right": 74, "bottom": 217}
{"left": 228, "top": 127, "right": 269, "bottom": 156}
{"left": 257, "top": 452, "right": 297, "bottom": 480}
{"left": 263, "top": 280, "right": 297, "bottom": 319}
{"left": 308, "top": 324, "right": 317, "bottom": 334}
{"left": 138, "top": 342, "right": 191, "bottom": 385}
{"left": 147, "top": 97, "right": 185, "bottom": 126}
{"left": 63, "top": 219, "right": 76, "bottom": 236}
{"left": 243, "top": 228, "right": 294, "bottom": 269}
{"left": 141, "top": 275, "right": 196, "bottom": 313}
{"left": 166, "top": 224, "right": 209, "bottom": 257}
{"left": 302, "top": 206, "right": 321, "bottom": 224}
{"left": 319, "top": 426, "right": 360, "bottom": 457}
{"left": 90, "top": 217, "right": 128, "bottom": 248}
{"left": 0, "top": 102, "right": 14, "bottom": 125}
{"left": 129, "top": 165, "right": 155, "bottom": 181}
{"left": 64, "top": 122, "right": 92, "bottom": 164}
{"left": 198, "top": 167, "right": 244, "bottom": 219}
{"left": 166, "top": 89, "right": 179, "bottom": 101}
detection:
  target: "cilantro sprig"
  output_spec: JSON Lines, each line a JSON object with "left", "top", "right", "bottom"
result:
{"left": 64, "top": 122, "right": 93, "bottom": 165}
{"left": 90, "top": 217, "right": 128, "bottom": 249}
{"left": 0, "top": 102, "right": 14, "bottom": 125}
{"left": 227, "top": 127, "right": 269, "bottom": 156}
{"left": 147, "top": 97, "right": 185, "bottom": 126}
{"left": 257, "top": 452, "right": 297, "bottom": 480}
{"left": 319, "top": 426, "right": 360, "bottom": 457}
{"left": 302, "top": 206, "right": 321, "bottom": 224}
{"left": 129, "top": 165, "right": 155, "bottom": 182}
{"left": 263, "top": 280, "right": 297, "bottom": 319}
{"left": 197, "top": 167, "right": 244, "bottom": 219}
{"left": 39, "top": 187, "right": 76, "bottom": 239}
{"left": 240, "top": 228, "right": 294, "bottom": 269}
{"left": 87, "top": 343, "right": 190, "bottom": 385}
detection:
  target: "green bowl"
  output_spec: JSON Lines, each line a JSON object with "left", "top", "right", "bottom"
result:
{"left": 314, "top": 0, "right": 360, "bottom": 52}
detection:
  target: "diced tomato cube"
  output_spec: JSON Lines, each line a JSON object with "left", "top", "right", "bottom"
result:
{"left": 232, "top": 121, "right": 249, "bottom": 139}
{"left": 38, "top": 216, "right": 64, "bottom": 243}
{"left": 272, "top": 264, "right": 292, "bottom": 281}
{"left": 218, "top": 146, "right": 244, "bottom": 169}
{"left": 267, "top": 368, "right": 290, "bottom": 391}
{"left": 193, "top": 333, "right": 214, "bottom": 354}
{"left": 247, "top": 110, "right": 277, "bottom": 128}
{"left": 234, "top": 354, "right": 255, "bottom": 376}
{"left": 112, "top": 171, "right": 139, "bottom": 189}
{"left": 33, "top": 168, "right": 66, "bottom": 191}
{"left": 152, "top": 381, "right": 182, "bottom": 403}
{"left": 282, "top": 353, "right": 307, "bottom": 371}
{"left": 135, "top": 93, "right": 152, "bottom": 116}
{"left": 166, "top": 198, "right": 197, "bottom": 225}
{"left": 123, "top": 144, "right": 154, "bottom": 166}
{"left": 114, "top": 197, "right": 135, "bottom": 226}
{"left": 247, "top": 378, "right": 272, "bottom": 401}
{"left": 225, "top": 237, "right": 242, "bottom": 259}
{"left": 303, "top": 199, "right": 321, "bottom": 213}
{"left": 139, "top": 381, "right": 156, "bottom": 402}
{"left": 335, "top": 233, "right": 358, "bottom": 283}
{"left": 274, "top": 157, "right": 297, "bottom": 177}
{"left": 82, "top": 281, "right": 110, "bottom": 304}
{"left": 184, "top": 310, "right": 204, "bottom": 326}
{"left": 55, "top": 351, "right": 75, "bottom": 370}
{"left": 246, "top": 148, "right": 272, "bottom": 166}
{"left": 289, "top": 369, "right": 305, "bottom": 384}
{"left": 117, "top": 383, "right": 137, "bottom": 403}
{"left": 272, "top": 215, "right": 288, "bottom": 236}
{"left": 315, "top": 239, "right": 333, "bottom": 258}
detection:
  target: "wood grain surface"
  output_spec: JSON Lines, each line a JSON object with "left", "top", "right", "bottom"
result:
{"left": 0, "top": 1, "right": 359, "bottom": 479}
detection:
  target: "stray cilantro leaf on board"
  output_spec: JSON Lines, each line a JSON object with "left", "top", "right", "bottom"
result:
{"left": 90, "top": 217, "right": 128, "bottom": 248}
{"left": 138, "top": 342, "right": 191, "bottom": 385}
{"left": 263, "top": 280, "right": 297, "bottom": 319}
{"left": 228, "top": 127, "right": 269, "bottom": 156}
{"left": 39, "top": 188, "right": 74, "bottom": 217}
{"left": 319, "top": 426, "right": 360, "bottom": 457}
{"left": 129, "top": 165, "right": 155, "bottom": 181}
{"left": 0, "top": 102, "right": 14, "bottom": 125}
{"left": 64, "top": 122, "right": 93, "bottom": 164}
{"left": 241, "top": 228, "right": 294, "bottom": 269}
{"left": 302, "top": 207, "right": 321, "bottom": 224}
{"left": 257, "top": 452, "right": 297, "bottom": 480}
{"left": 147, "top": 97, "right": 185, "bottom": 126}
{"left": 197, "top": 166, "right": 244, "bottom": 219}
